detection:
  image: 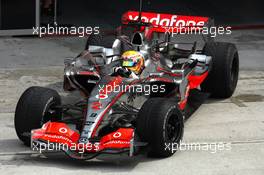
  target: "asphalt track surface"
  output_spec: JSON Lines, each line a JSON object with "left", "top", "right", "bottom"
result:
{"left": 0, "top": 29, "right": 264, "bottom": 174}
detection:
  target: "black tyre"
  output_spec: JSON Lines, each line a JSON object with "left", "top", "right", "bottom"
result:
{"left": 85, "top": 33, "right": 116, "bottom": 50}
{"left": 201, "top": 42, "right": 239, "bottom": 98}
{"left": 14, "top": 86, "right": 62, "bottom": 146}
{"left": 137, "top": 98, "right": 184, "bottom": 158}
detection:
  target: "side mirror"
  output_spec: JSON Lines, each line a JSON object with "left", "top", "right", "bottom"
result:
{"left": 64, "top": 58, "right": 74, "bottom": 66}
{"left": 94, "top": 57, "right": 106, "bottom": 66}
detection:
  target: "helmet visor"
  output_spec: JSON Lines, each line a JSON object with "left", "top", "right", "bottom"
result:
{"left": 122, "top": 60, "right": 136, "bottom": 67}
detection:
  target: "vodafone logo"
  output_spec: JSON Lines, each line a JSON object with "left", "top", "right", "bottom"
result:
{"left": 113, "top": 132, "right": 122, "bottom": 138}
{"left": 129, "top": 14, "right": 187, "bottom": 27}
{"left": 123, "top": 11, "right": 209, "bottom": 32}
{"left": 59, "top": 127, "right": 68, "bottom": 134}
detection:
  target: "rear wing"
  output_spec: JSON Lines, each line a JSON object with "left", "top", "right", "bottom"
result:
{"left": 122, "top": 11, "right": 214, "bottom": 33}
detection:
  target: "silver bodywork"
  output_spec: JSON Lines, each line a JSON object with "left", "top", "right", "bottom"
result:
{"left": 64, "top": 33, "right": 212, "bottom": 144}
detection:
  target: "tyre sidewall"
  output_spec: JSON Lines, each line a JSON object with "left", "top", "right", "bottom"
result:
{"left": 14, "top": 87, "right": 61, "bottom": 146}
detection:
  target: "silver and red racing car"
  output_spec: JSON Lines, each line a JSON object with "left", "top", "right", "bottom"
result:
{"left": 14, "top": 9, "right": 239, "bottom": 159}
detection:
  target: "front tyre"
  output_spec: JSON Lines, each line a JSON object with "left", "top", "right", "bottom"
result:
{"left": 14, "top": 86, "right": 62, "bottom": 146}
{"left": 137, "top": 98, "right": 184, "bottom": 158}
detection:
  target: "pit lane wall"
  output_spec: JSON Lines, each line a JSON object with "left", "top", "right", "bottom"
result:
{"left": 58, "top": 0, "right": 262, "bottom": 27}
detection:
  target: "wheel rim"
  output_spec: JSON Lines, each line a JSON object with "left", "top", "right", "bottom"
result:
{"left": 165, "top": 109, "right": 183, "bottom": 142}
{"left": 41, "top": 101, "right": 57, "bottom": 125}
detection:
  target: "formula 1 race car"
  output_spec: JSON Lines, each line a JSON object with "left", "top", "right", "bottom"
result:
{"left": 14, "top": 8, "right": 239, "bottom": 159}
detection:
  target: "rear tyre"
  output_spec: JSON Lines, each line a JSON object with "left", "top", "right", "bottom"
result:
{"left": 201, "top": 42, "right": 239, "bottom": 98}
{"left": 14, "top": 86, "right": 62, "bottom": 146}
{"left": 137, "top": 98, "right": 184, "bottom": 158}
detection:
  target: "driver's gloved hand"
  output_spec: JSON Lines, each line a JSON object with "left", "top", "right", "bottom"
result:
{"left": 116, "top": 67, "right": 131, "bottom": 78}
{"left": 112, "top": 67, "right": 131, "bottom": 78}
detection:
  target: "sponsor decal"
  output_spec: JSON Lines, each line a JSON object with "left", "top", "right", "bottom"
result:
{"left": 43, "top": 134, "right": 72, "bottom": 143}
{"left": 95, "top": 94, "right": 108, "bottom": 99}
{"left": 89, "top": 113, "right": 97, "bottom": 118}
{"left": 113, "top": 132, "right": 122, "bottom": 138}
{"left": 85, "top": 121, "right": 95, "bottom": 126}
{"left": 91, "top": 101, "right": 102, "bottom": 110}
{"left": 79, "top": 137, "right": 88, "bottom": 143}
{"left": 122, "top": 11, "right": 209, "bottom": 33}
{"left": 104, "top": 140, "right": 130, "bottom": 145}
{"left": 59, "top": 127, "right": 68, "bottom": 134}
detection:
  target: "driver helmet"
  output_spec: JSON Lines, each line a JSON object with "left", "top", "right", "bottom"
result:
{"left": 121, "top": 50, "right": 145, "bottom": 75}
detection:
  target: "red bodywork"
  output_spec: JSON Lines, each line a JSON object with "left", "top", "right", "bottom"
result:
{"left": 157, "top": 66, "right": 209, "bottom": 110}
{"left": 32, "top": 122, "right": 133, "bottom": 153}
